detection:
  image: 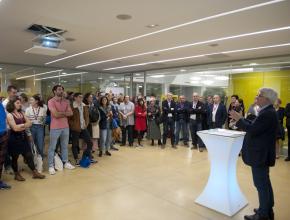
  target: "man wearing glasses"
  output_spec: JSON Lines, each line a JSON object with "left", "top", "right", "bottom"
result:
{"left": 230, "top": 88, "right": 278, "bottom": 220}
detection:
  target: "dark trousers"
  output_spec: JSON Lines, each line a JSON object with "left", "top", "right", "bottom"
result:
{"left": 121, "top": 125, "right": 134, "bottom": 145}
{"left": 209, "top": 122, "right": 222, "bottom": 129}
{"left": 287, "top": 126, "right": 290, "bottom": 158}
{"left": 0, "top": 132, "right": 8, "bottom": 179}
{"left": 137, "top": 130, "right": 145, "bottom": 144}
{"left": 251, "top": 166, "right": 274, "bottom": 217}
{"left": 71, "top": 129, "right": 93, "bottom": 160}
{"left": 189, "top": 120, "right": 204, "bottom": 147}
{"left": 162, "top": 118, "right": 175, "bottom": 145}
{"left": 11, "top": 151, "right": 35, "bottom": 173}
{"left": 175, "top": 119, "right": 189, "bottom": 145}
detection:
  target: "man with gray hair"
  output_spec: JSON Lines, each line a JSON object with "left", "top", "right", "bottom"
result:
{"left": 230, "top": 87, "right": 278, "bottom": 220}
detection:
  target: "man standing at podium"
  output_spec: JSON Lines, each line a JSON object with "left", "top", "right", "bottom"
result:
{"left": 230, "top": 88, "right": 278, "bottom": 220}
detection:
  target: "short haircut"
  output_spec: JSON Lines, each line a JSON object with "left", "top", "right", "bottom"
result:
{"left": 259, "top": 87, "right": 278, "bottom": 104}
{"left": 52, "top": 85, "right": 64, "bottom": 93}
{"left": 7, "top": 85, "right": 17, "bottom": 92}
{"left": 231, "top": 95, "right": 239, "bottom": 99}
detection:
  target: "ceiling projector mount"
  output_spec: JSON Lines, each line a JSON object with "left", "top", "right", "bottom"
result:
{"left": 25, "top": 24, "right": 68, "bottom": 56}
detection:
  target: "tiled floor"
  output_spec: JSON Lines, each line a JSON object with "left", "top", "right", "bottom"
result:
{"left": 0, "top": 142, "right": 290, "bottom": 220}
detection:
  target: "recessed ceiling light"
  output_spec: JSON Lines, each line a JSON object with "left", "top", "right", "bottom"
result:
{"left": 190, "top": 81, "right": 200, "bottom": 84}
{"left": 47, "top": 0, "right": 284, "bottom": 65}
{"left": 146, "top": 24, "right": 159, "bottom": 28}
{"left": 62, "top": 72, "right": 67, "bottom": 75}
{"left": 110, "top": 76, "right": 114, "bottom": 79}
{"left": 180, "top": 69, "right": 187, "bottom": 72}
{"left": 116, "top": 14, "right": 132, "bottom": 20}
{"left": 103, "top": 43, "right": 290, "bottom": 71}
{"left": 98, "top": 77, "right": 103, "bottom": 80}
{"left": 77, "top": 26, "right": 290, "bottom": 69}
{"left": 249, "top": 63, "right": 258, "bottom": 66}
{"left": 150, "top": 75, "right": 165, "bottom": 78}
{"left": 138, "top": 85, "right": 143, "bottom": 88}
{"left": 126, "top": 86, "right": 130, "bottom": 88}
{"left": 135, "top": 73, "right": 141, "bottom": 76}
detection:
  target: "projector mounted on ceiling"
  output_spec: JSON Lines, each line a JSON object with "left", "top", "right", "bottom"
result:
{"left": 25, "top": 24, "right": 67, "bottom": 56}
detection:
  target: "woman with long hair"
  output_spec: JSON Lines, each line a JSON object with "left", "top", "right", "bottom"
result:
{"left": 6, "top": 97, "right": 45, "bottom": 181}
{"left": 83, "top": 92, "right": 100, "bottom": 152}
{"left": 135, "top": 98, "right": 147, "bottom": 147}
{"left": 98, "top": 96, "right": 113, "bottom": 157}
{"left": 25, "top": 94, "right": 47, "bottom": 157}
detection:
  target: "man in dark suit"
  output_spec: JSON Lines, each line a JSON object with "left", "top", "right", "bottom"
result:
{"left": 284, "top": 102, "right": 290, "bottom": 161}
{"left": 208, "top": 94, "right": 227, "bottom": 128}
{"left": 189, "top": 92, "right": 207, "bottom": 152}
{"left": 175, "top": 95, "right": 189, "bottom": 147}
{"left": 230, "top": 88, "right": 278, "bottom": 220}
{"left": 162, "top": 93, "right": 177, "bottom": 149}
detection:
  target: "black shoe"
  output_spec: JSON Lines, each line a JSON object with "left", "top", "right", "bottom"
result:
{"left": 129, "top": 143, "right": 133, "bottom": 147}
{"left": 0, "top": 181, "right": 11, "bottom": 190}
{"left": 191, "top": 144, "right": 197, "bottom": 149}
{"left": 99, "top": 151, "right": 103, "bottom": 157}
{"left": 120, "top": 144, "right": 126, "bottom": 146}
{"left": 285, "top": 157, "right": 290, "bottom": 161}
{"left": 172, "top": 145, "right": 177, "bottom": 149}
{"left": 111, "top": 146, "right": 119, "bottom": 151}
{"left": 151, "top": 140, "right": 154, "bottom": 146}
{"left": 244, "top": 213, "right": 270, "bottom": 220}
{"left": 105, "top": 151, "right": 111, "bottom": 156}
{"left": 75, "top": 160, "right": 80, "bottom": 167}
{"left": 158, "top": 140, "right": 162, "bottom": 145}
{"left": 254, "top": 209, "right": 274, "bottom": 220}
{"left": 90, "top": 159, "right": 98, "bottom": 164}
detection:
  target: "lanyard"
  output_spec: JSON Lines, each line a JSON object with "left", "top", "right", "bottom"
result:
{"left": 32, "top": 107, "right": 40, "bottom": 120}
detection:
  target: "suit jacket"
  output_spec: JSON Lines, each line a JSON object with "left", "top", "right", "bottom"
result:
{"left": 236, "top": 105, "right": 278, "bottom": 167}
{"left": 162, "top": 100, "right": 176, "bottom": 121}
{"left": 207, "top": 103, "right": 227, "bottom": 128}
{"left": 175, "top": 101, "right": 190, "bottom": 122}
{"left": 285, "top": 103, "right": 290, "bottom": 127}
{"left": 188, "top": 101, "right": 207, "bottom": 123}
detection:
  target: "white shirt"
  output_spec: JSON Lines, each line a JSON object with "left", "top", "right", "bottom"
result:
{"left": 212, "top": 103, "right": 219, "bottom": 123}
{"left": 25, "top": 106, "right": 47, "bottom": 125}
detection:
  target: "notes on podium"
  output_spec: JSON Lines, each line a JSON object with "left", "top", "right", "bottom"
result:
{"left": 195, "top": 129, "right": 247, "bottom": 216}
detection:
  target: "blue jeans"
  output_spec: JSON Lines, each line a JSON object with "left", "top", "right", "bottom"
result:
{"left": 48, "top": 128, "right": 69, "bottom": 168}
{"left": 251, "top": 166, "right": 274, "bottom": 217}
{"left": 31, "top": 124, "right": 45, "bottom": 157}
{"left": 175, "top": 119, "right": 189, "bottom": 145}
{"left": 100, "top": 129, "right": 112, "bottom": 152}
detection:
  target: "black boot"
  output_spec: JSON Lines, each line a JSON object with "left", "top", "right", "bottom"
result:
{"left": 151, "top": 139, "right": 154, "bottom": 146}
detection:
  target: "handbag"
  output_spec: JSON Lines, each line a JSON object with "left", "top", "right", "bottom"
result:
{"left": 54, "top": 153, "right": 63, "bottom": 171}
{"left": 79, "top": 157, "right": 90, "bottom": 168}
{"left": 31, "top": 143, "right": 43, "bottom": 173}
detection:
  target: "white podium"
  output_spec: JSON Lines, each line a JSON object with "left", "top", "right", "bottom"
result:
{"left": 195, "top": 129, "right": 248, "bottom": 216}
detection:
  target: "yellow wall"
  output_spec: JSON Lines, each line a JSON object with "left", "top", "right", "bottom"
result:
{"left": 231, "top": 70, "right": 290, "bottom": 111}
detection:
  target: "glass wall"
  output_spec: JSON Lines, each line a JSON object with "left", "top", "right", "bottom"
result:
{"left": 1, "top": 55, "right": 290, "bottom": 154}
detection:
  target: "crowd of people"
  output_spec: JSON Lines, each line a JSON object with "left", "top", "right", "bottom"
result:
{"left": 0, "top": 84, "right": 289, "bottom": 192}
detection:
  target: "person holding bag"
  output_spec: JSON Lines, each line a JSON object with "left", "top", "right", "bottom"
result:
{"left": 6, "top": 97, "right": 45, "bottom": 181}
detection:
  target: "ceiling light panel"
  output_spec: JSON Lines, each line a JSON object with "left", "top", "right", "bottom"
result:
{"left": 45, "top": 0, "right": 285, "bottom": 65}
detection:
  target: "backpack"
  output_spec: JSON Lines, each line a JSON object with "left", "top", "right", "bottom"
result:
{"left": 89, "top": 105, "right": 100, "bottom": 123}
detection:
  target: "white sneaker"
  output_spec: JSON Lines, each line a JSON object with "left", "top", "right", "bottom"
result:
{"left": 49, "top": 167, "right": 56, "bottom": 175}
{"left": 64, "top": 162, "right": 75, "bottom": 170}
